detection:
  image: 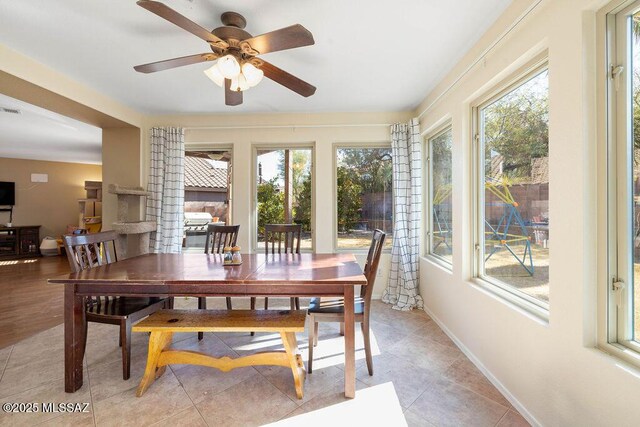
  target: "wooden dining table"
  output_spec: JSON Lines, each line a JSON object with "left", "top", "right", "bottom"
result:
{"left": 49, "top": 252, "right": 367, "bottom": 398}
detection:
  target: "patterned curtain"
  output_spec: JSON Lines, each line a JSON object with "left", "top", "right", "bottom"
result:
{"left": 146, "top": 127, "right": 185, "bottom": 253}
{"left": 382, "top": 118, "right": 424, "bottom": 311}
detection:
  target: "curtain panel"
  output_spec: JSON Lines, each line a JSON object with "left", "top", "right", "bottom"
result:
{"left": 146, "top": 127, "right": 185, "bottom": 254}
{"left": 382, "top": 118, "right": 424, "bottom": 311}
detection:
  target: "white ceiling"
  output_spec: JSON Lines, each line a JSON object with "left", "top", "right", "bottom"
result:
{"left": 0, "top": 0, "right": 512, "bottom": 115}
{"left": 0, "top": 93, "right": 102, "bottom": 164}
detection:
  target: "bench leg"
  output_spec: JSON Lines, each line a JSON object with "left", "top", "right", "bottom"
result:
{"left": 136, "top": 331, "right": 173, "bottom": 397}
{"left": 280, "top": 331, "right": 305, "bottom": 399}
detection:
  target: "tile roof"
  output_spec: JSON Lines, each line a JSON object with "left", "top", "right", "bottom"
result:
{"left": 184, "top": 156, "right": 227, "bottom": 190}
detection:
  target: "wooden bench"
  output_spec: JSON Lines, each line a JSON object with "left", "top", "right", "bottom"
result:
{"left": 132, "top": 309, "right": 307, "bottom": 398}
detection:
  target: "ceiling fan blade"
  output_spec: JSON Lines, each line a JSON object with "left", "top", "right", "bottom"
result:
{"left": 136, "top": 0, "right": 228, "bottom": 47}
{"left": 260, "top": 61, "right": 316, "bottom": 97}
{"left": 225, "top": 79, "right": 243, "bottom": 106}
{"left": 243, "top": 24, "right": 314, "bottom": 55}
{"left": 134, "top": 53, "right": 218, "bottom": 73}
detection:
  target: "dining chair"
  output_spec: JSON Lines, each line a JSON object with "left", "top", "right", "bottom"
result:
{"left": 252, "top": 224, "right": 302, "bottom": 311}
{"left": 63, "top": 230, "right": 170, "bottom": 380}
{"left": 307, "top": 229, "right": 386, "bottom": 376}
{"left": 198, "top": 224, "right": 240, "bottom": 340}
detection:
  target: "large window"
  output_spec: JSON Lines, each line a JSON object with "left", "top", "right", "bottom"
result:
{"left": 606, "top": 3, "right": 640, "bottom": 354}
{"left": 475, "top": 65, "right": 549, "bottom": 307}
{"left": 336, "top": 146, "right": 393, "bottom": 249}
{"left": 426, "top": 125, "right": 453, "bottom": 264}
{"left": 255, "top": 147, "right": 313, "bottom": 250}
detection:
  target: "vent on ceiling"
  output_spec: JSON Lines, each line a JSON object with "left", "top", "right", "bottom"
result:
{"left": 0, "top": 107, "right": 21, "bottom": 115}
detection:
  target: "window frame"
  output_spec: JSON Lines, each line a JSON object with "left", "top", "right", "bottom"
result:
{"left": 251, "top": 142, "right": 316, "bottom": 253}
{"left": 471, "top": 60, "right": 550, "bottom": 317}
{"left": 602, "top": 0, "right": 640, "bottom": 360}
{"left": 333, "top": 142, "right": 394, "bottom": 253}
{"left": 424, "top": 122, "right": 454, "bottom": 268}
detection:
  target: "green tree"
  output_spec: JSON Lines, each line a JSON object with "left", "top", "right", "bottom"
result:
{"left": 336, "top": 166, "right": 363, "bottom": 232}
{"left": 293, "top": 174, "right": 312, "bottom": 231}
{"left": 275, "top": 150, "right": 312, "bottom": 226}
{"left": 483, "top": 72, "right": 549, "bottom": 178}
{"left": 339, "top": 148, "right": 392, "bottom": 193}
{"left": 335, "top": 148, "right": 392, "bottom": 232}
{"left": 257, "top": 178, "right": 284, "bottom": 236}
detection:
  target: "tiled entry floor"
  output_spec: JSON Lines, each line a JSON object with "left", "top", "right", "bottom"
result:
{"left": 0, "top": 298, "right": 529, "bottom": 427}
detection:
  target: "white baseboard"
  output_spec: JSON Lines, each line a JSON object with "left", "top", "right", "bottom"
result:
{"left": 421, "top": 305, "right": 542, "bottom": 427}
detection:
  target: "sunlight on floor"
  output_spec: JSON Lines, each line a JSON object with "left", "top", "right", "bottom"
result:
{"left": 0, "top": 258, "right": 38, "bottom": 266}
{"left": 267, "top": 382, "right": 406, "bottom": 426}
{"left": 303, "top": 332, "right": 382, "bottom": 370}
{"left": 228, "top": 329, "right": 383, "bottom": 371}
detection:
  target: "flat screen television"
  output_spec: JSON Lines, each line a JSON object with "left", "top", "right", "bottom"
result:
{"left": 0, "top": 182, "right": 15, "bottom": 206}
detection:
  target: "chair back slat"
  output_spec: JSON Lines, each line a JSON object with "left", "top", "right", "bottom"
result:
{"left": 361, "top": 230, "right": 386, "bottom": 305}
{"left": 204, "top": 224, "right": 240, "bottom": 254}
{"left": 63, "top": 231, "right": 119, "bottom": 309}
{"left": 264, "top": 224, "right": 302, "bottom": 254}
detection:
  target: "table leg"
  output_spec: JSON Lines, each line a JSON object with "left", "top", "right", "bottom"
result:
{"left": 343, "top": 285, "right": 355, "bottom": 398}
{"left": 64, "top": 284, "right": 85, "bottom": 393}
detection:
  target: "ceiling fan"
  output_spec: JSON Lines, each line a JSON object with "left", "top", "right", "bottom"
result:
{"left": 134, "top": 0, "right": 316, "bottom": 106}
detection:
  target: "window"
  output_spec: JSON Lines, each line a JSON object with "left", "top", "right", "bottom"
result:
{"left": 606, "top": 2, "right": 640, "bottom": 353}
{"left": 183, "top": 149, "right": 232, "bottom": 252}
{"left": 336, "top": 146, "right": 393, "bottom": 249}
{"left": 255, "top": 147, "right": 313, "bottom": 250}
{"left": 426, "top": 125, "right": 453, "bottom": 264}
{"left": 474, "top": 65, "right": 549, "bottom": 308}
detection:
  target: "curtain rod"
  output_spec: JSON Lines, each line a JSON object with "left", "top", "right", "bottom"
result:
{"left": 417, "top": 0, "right": 543, "bottom": 120}
{"left": 183, "top": 123, "right": 392, "bottom": 131}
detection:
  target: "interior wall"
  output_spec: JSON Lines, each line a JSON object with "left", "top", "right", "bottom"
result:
{"left": 146, "top": 112, "right": 411, "bottom": 297}
{"left": 0, "top": 157, "right": 101, "bottom": 238}
{"left": 101, "top": 128, "right": 142, "bottom": 231}
{"left": 415, "top": 0, "right": 635, "bottom": 425}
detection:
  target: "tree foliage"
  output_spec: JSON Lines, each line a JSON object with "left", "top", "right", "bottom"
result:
{"left": 336, "top": 166, "right": 362, "bottom": 232}
{"left": 337, "top": 148, "right": 392, "bottom": 232}
{"left": 293, "top": 174, "right": 312, "bottom": 231}
{"left": 431, "top": 129, "right": 453, "bottom": 190}
{"left": 257, "top": 178, "right": 284, "bottom": 236}
{"left": 483, "top": 71, "right": 549, "bottom": 179}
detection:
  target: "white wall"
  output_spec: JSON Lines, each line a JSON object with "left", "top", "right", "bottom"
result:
{"left": 416, "top": 0, "right": 640, "bottom": 425}
{"left": 146, "top": 112, "right": 411, "bottom": 297}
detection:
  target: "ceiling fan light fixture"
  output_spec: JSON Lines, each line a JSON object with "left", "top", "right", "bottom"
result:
{"left": 217, "top": 55, "right": 241, "bottom": 79}
{"left": 203, "top": 64, "right": 224, "bottom": 87}
{"left": 242, "top": 62, "right": 264, "bottom": 87}
{"left": 230, "top": 74, "right": 250, "bottom": 92}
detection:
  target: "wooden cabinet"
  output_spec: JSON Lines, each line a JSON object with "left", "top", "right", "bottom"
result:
{"left": 0, "top": 226, "right": 41, "bottom": 259}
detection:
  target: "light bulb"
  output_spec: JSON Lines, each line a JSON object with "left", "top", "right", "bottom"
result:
{"left": 203, "top": 64, "right": 224, "bottom": 87}
{"left": 242, "top": 62, "right": 264, "bottom": 87}
{"left": 216, "top": 55, "right": 240, "bottom": 79}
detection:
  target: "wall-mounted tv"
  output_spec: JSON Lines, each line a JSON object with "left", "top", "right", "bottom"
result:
{"left": 0, "top": 182, "right": 15, "bottom": 206}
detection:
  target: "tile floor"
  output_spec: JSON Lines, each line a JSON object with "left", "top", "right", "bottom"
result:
{"left": 0, "top": 298, "right": 529, "bottom": 427}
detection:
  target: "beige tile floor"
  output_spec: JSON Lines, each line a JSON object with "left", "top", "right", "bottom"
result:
{"left": 0, "top": 298, "right": 529, "bottom": 427}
